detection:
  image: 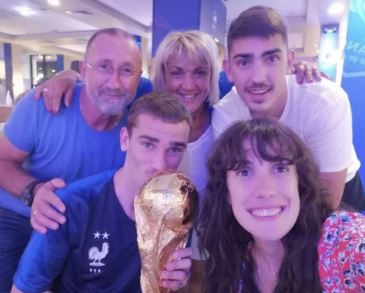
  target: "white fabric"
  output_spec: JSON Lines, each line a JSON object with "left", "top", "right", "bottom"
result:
{"left": 212, "top": 75, "right": 360, "bottom": 182}
{"left": 178, "top": 126, "right": 213, "bottom": 261}
{"left": 178, "top": 125, "right": 213, "bottom": 195}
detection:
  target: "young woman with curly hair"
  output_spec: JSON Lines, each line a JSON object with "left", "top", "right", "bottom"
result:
{"left": 198, "top": 118, "right": 365, "bottom": 293}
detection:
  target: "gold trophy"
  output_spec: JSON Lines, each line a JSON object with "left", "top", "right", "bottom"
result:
{"left": 134, "top": 171, "right": 198, "bottom": 293}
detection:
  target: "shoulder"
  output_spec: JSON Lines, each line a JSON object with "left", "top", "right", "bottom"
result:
{"left": 318, "top": 211, "right": 365, "bottom": 291}
{"left": 319, "top": 211, "right": 365, "bottom": 265}
{"left": 214, "top": 87, "right": 241, "bottom": 111}
{"left": 3, "top": 90, "right": 47, "bottom": 150}
{"left": 287, "top": 75, "right": 348, "bottom": 107}
{"left": 56, "top": 170, "right": 116, "bottom": 206}
{"left": 8, "top": 89, "right": 41, "bottom": 115}
{"left": 320, "top": 211, "right": 365, "bottom": 247}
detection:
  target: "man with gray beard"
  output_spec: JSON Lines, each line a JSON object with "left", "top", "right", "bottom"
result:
{"left": 0, "top": 28, "right": 142, "bottom": 291}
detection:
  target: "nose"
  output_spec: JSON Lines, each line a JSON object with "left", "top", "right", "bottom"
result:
{"left": 256, "top": 188, "right": 275, "bottom": 199}
{"left": 106, "top": 70, "right": 125, "bottom": 90}
{"left": 181, "top": 74, "right": 194, "bottom": 90}
{"left": 255, "top": 176, "right": 276, "bottom": 199}
{"left": 251, "top": 61, "right": 267, "bottom": 84}
{"left": 151, "top": 152, "right": 168, "bottom": 172}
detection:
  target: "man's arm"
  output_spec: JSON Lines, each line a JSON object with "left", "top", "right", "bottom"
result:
{"left": 0, "top": 133, "right": 66, "bottom": 232}
{"left": 0, "top": 133, "right": 37, "bottom": 196}
{"left": 304, "top": 81, "right": 354, "bottom": 210}
{"left": 319, "top": 170, "right": 347, "bottom": 209}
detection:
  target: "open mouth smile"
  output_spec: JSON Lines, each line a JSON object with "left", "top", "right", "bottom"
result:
{"left": 248, "top": 206, "right": 285, "bottom": 219}
{"left": 247, "top": 88, "right": 271, "bottom": 95}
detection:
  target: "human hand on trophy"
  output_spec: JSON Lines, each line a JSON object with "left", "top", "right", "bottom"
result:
{"left": 159, "top": 247, "right": 192, "bottom": 291}
{"left": 135, "top": 171, "right": 199, "bottom": 292}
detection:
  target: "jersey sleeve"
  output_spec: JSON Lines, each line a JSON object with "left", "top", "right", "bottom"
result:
{"left": 13, "top": 224, "right": 73, "bottom": 292}
{"left": 13, "top": 188, "right": 83, "bottom": 292}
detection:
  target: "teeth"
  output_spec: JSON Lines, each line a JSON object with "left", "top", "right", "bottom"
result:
{"left": 250, "top": 207, "right": 282, "bottom": 217}
{"left": 181, "top": 94, "right": 195, "bottom": 99}
{"left": 249, "top": 89, "right": 269, "bottom": 94}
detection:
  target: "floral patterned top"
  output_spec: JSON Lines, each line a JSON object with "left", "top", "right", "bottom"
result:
{"left": 318, "top": 211, "right": 365, "bottom": 292}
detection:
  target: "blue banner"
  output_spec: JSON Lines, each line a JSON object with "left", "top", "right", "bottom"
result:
{"left": 341, "top": 0, "right": 365, "bottom": 181}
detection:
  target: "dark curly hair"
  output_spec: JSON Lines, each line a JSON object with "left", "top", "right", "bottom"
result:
{"left": 197, "top": 118, "right": 332, "bottom": 293}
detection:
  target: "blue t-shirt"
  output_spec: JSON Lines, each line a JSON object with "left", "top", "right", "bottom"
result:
{"left": 135, "top": 77, "right": 153, "bottom": 99}
{"left": 14, "top": 170, "right": 141, "bottom": 293}
{"left": 219, "top": 71, "right": 234, "bottom": 98}
{"left": 0, "top": 84, "right": 126, "bottom": 216}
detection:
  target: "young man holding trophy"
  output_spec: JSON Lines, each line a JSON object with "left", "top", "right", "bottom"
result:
{"left": 12, "top": 93, "right": 197, "bottom": 293}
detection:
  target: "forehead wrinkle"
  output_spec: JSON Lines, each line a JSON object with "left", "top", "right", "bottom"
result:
{"left": 86, "top": 34, "right": 141, "bottom": 66}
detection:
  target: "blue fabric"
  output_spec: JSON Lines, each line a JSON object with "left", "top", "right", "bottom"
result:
{"left": 0, "top": 207, "right": 32, "bottom": 292}
{"left": 135, "top": 76, "right": 153, "bottom": 98}
{"left": 0, "top": 83, "right": 126, "bottom": 217}
{"left": 0, "top": 83, "right": 127, "bottom": 290}
{"left": 219, "top": 71, "right": 234, "bottom": 98}
{"left": 14, "top": 170, "right": 141, "bottom": 293}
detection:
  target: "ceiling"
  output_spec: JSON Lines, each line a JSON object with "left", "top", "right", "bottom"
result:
{"left": 0, "top": 0, "right": 349, "bottom": 59}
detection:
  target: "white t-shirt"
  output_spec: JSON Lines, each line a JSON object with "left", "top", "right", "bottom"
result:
{"left": 178, "top": 125, "right": 213, "bottom": 196}
{"left": 212, "top": 75, "right": 360, "bottom": 182}
{"left": 178, "top": 126, "right": 213, "bottom": 261}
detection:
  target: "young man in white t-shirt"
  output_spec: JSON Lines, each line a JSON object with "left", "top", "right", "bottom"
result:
{"left": 212, "top": 6, "right": 364, "bottom": 211}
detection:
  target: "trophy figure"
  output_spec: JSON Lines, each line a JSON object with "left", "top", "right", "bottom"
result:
{"left": 134, "top": 171, "right": 198, "bottom": 293}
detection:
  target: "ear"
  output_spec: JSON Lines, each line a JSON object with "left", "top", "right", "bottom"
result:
{"left": 223, "top": 59, "right": 234, "bottom": 83}
{"left": 120, "top": 127, "right": 130, "bottom": 152}
{"left": 79, "top": 60, "right": 87, "bottom": 80}
{"left": 286, "top": 49, "right": 295, "bottom": 74}
{"left": 137, "top": 69, "right": 143, "bottom": 79}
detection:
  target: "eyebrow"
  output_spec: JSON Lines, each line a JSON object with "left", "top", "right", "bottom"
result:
{"left": 167, "top": 65, "right": 209, "bottom": 71}
{"left": 138, "top": 135, "right": 187, "bottom": 148}
{"left": 233, "top": 48, "right": 283, "bottom": 60}
{"left": 138, "top": 135, "right": 159, "bottom": 143}
{"left": 170, "top": 142, "right": 187, "bottom": 148}
{"left": 261, "top": 48, "right": 282, "bottom": 57}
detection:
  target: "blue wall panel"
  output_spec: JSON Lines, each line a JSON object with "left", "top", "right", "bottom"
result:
{"left": 341, "top": 0, "right": 365, "bottom": 180}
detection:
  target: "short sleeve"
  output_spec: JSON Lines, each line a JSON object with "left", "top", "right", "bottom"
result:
{"left": 4, "top": 90, "right": 41, "bottom": 152}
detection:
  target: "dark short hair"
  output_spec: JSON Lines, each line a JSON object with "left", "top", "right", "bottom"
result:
{"left": 126, "top": 92, "right": 193, "bottom": 133}
{"left": 85, "top": 28, "right": 135, "bottom": 57}
{"left": 227, "top": 6, "right": 288, "bottom": 53}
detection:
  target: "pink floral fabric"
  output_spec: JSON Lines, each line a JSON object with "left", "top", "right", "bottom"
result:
{"left": 318, "top": 211, "right": 365, "bottom": 292}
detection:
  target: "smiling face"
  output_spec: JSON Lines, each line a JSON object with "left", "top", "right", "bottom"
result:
{"left": 164, "top": 55, "right": 211, "bottom": 114}
{"left": 120, "top": 113, "right": 190, "bottom": 188}
{"left": 225, "top": 34, "right": 293, "bottom": 118}
{"left": 81, "top": 32, "right": 142, "bottom": 115}
{"left": 226, "top": 139, "right": 300, "bottom": 243}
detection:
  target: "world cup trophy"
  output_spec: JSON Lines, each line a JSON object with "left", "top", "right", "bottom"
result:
{"left": 134, "top": 171, "right": 199, "bottom": 293}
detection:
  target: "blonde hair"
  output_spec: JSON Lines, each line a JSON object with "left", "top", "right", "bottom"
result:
{"left": 151, "top": 30, "right": 220, "bottom": 106}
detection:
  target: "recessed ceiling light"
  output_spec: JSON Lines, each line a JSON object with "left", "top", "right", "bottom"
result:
{"left": 48, "top": 0, "right": 61, "bottom": 7}
{"left": 327, "top": 2, "right": 345, "bottom": 16}
{"left": 14, "top": 6, "right": 36, "bottom": 16}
